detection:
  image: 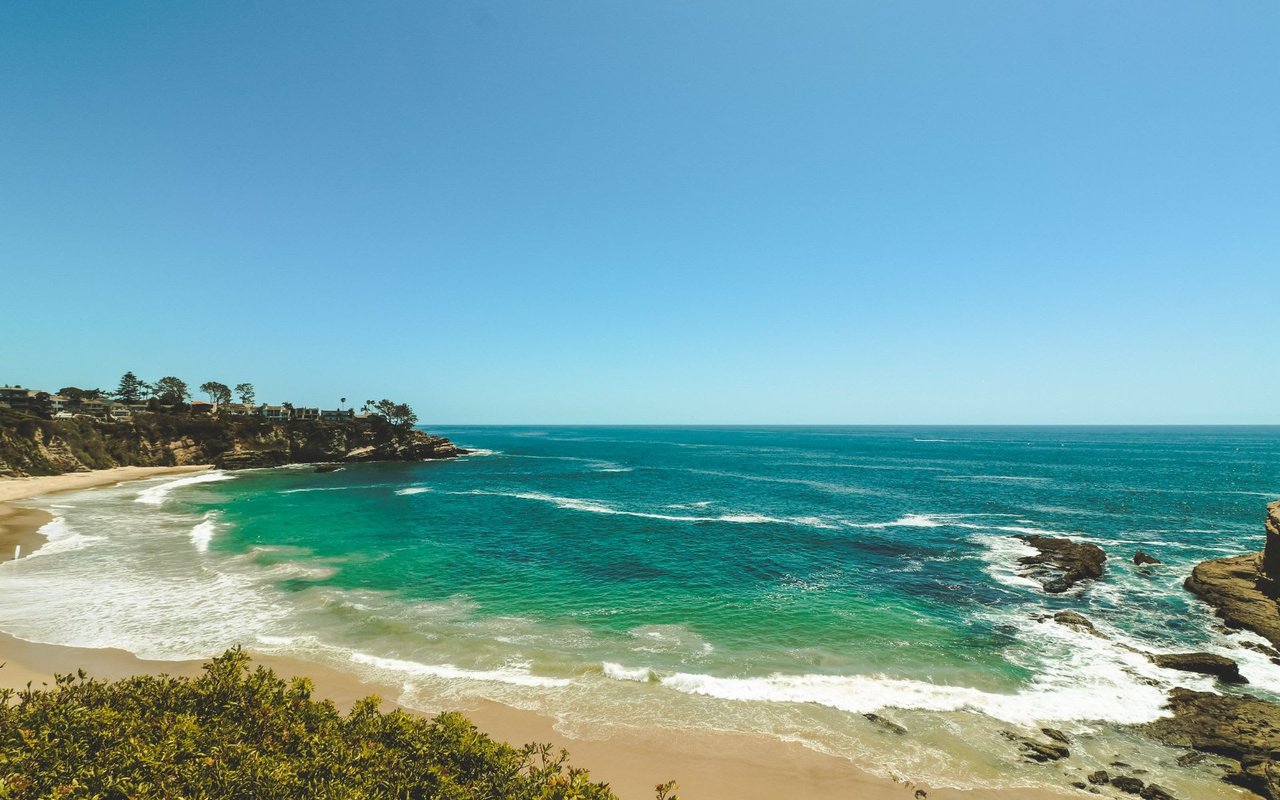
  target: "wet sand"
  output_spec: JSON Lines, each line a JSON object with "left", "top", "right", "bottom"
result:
{"left": 0, "top": 504, "right": 53, "bottom": 562}
{"left": 0, "top": 465, "right": 212, "bottom": 562}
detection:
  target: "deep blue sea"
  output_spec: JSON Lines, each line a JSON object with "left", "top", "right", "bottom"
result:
{"left": 4, "top": 426, "right": 1279, "bottom": 794}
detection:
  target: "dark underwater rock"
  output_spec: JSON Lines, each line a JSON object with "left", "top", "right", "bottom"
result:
{"left": 1111, "top": 775, "right": 1145, "bottom": 793}
{"left": 1016, "top": 535, "right": 1106, "bottom": 593}
{"left": 1000, "top": 729, "right": 1069, "bottom": 763}
{"left": 1150, "top": 652, "right": 1246, "bottom": 684}
{"left": 862, "top": 713, "right": 907, "bottom": 735}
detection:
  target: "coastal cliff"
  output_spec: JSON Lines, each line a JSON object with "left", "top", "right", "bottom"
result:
{"left": 1149, "top": 500, "right": 1280, "bottom": 800}
{"left": 0, "top": 408, "right": 463, "bottom": 476}
{"left": 1183, "top": 501, "right": 1280, "bottom": 648}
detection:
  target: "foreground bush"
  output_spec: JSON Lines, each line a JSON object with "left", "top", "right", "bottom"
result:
{"left": 0, "top": 648, "right": 676, "bottom": 799}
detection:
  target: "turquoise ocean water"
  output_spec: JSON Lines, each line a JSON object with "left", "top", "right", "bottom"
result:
{"left": 3, "top": 427, "right": 1279, "bottom": 793}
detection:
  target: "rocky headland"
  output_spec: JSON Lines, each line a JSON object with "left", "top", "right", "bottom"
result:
{"left": 1183, "top": 502, "right": 1280, "bottom": 650}
{"left": 0, "top": 407, "right": 464, "bottom": 476}
{"left": 1134, "top": 500, "right": 1280, "bottom": 800}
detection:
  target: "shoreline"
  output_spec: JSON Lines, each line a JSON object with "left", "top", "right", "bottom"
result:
{"left": 0, "top": 465, "right": 213, "bottom": 561}
{"left": 0, "top": 464, "right": 1072, "bottom": 799}
{"left": 0, "top": 632, "right": 1068, "bottom": 800}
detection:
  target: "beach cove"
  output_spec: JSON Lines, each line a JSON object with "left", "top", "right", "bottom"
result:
{"left": 2, "top": 426, "right": 1278, "bottom": 798}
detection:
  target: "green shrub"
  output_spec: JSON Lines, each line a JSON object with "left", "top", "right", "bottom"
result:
{"left": 0, "top": 649, "right": 674, "bottom": 800}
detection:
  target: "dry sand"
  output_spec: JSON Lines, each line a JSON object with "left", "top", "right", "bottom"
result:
{"left": 0, "top": 467, "right": 1071, "bottom": 800}
{"left": 0, "top": 464, "right": 213, "bottom": 504}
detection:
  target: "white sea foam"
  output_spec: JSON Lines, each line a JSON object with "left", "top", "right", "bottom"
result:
{"left": 20, "top": 516, "right": 101, "bottom": 558}
{"left": 971, "top": 534, "right": 1045, "bottom": 590}
{"left": 449, "top": 490, "right": 835, "bottom": 528}
{"left": 460, "top": 448, "right": 501, "bottom": 457}
{"left": 847, "top": 514, "right": 945, "bottom": 528}
{"left": 395, "top": 487, "right": 433, "bottom": 496}
{"left": 628, "top": 624, "right": 715, "bottom": 655}
{"left": 602, "top": 662, "right": 656, "bottom": 682}
{"left": 658, "top": 670, "right": 1165, "bottom": 726}
{"left": 349, "top": 652, "right": 571, "bottom": 688}
{"left": 135, "top": 471, "right": 233, "bottom": 505}
{"left": 938, "top": 475, "right": 1051, "bottom": 483}
{"left": 190, "top": 513, "right": 218, "bottom": 552}
{"left": 663, "top": 611, "right": 1176, "bottom": 727}
{"left": 279, "top": 484, "right": 389, "bottom": 494}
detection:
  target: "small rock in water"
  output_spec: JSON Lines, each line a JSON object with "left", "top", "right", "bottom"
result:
{"left": 1139, "top": 784, "right": 1177, "bottom": 800}
{"left": 1087, "top": 770, "right": 1110, "bottom": 785}
{"left": 1111, "top": 775, "right": 1145, "bottom": 793}
{"left": 1240, "top": 639, "right": 1280, "bottom": 659}
{"left": 1000, "top": 730, "right": 1069, "bottom": 763}
{"left": 1016, "top": 535, "right": 1106, "bottom": 593}
{"left": 1151, "top": 652, "right": 1247, "bottom": 684}
{"left": 863, "top": 713, "right": 907, "bottom": 735}
{"left": 1050, "top": 611, "right": 1106, "bottom": 637}
{"left": 1041, "top": 727, "right": 1070, "bottom": 744}
{"left": 1175, "top": 751, "right": 1205, "bottom": 766}
{"left": 1134, "top": 550, "right": 1162, "bottom": 565}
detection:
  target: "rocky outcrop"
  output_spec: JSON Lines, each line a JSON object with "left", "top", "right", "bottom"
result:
{"left": 1134, "top": 550, "right": 1162, "bottom": 565}
{"left": 1149, "top": 652, "right": 1246, "bottom": 684}
{"left": 1184, "top": 553, "right": 1280, "bottom": 649}
{"left": 1144, "top": 688, "right": 1280, "bottom": 799}
{"left": 1016, "top": 535, "right": 1106, "bottom": 593}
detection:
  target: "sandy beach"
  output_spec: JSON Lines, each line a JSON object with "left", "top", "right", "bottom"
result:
{"left": 0, "top": 632, "right": 1068, "bottom": 800}
{"left": 0, "top": 464, "right": 214, "bottom": 504}
{"left": 0, "top": 465, "right": 1071, "bottom": 800}
{"left": 0, "top": 465, "right": 212, "bottom": 562}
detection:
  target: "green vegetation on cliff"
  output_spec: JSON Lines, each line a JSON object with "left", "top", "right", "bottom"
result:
{"left": 0, "top": 408, "right": 460, "bottom": 477}
{"left": 0, "top": 649, "right": 671, "bottom": 800}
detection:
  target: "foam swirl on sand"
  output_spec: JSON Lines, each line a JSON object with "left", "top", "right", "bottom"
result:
{"left": 350, "top": 652, "right": 571, "bottom": 688}
{"left": 136, "top": 471, "right": 233, "bottom": 505}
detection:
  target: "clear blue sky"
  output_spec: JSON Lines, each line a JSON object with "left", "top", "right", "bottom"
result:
{"left": 2, "top": 2, "right": 1276, "bottom": 424}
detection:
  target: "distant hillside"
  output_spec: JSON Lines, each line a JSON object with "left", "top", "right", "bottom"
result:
{"left": 0, "top": 408, "right": 462, "bottom": 477}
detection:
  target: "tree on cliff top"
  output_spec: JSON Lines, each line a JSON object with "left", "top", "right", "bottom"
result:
{"left": 153, "top": 376, "right": 190, "bottom": 406}
{"left": 113, "top": 372, "right": 147, "bottom": 404}
{"left": 234, "top": 382, "right": 255, "bottom": 405}
{"left": 373, "top": 399, "right": 418, "bottom": 430}
{"left": 199, "top": 381, "right": 232, "bottom": 405}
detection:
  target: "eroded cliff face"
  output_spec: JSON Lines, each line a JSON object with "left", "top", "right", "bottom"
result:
{"left": 214, "top": 423, "right": 461, "bottom": 469}
{"left": 0, "top": 410, "right": 461, "bottom": 476}
{"left": 1184, "top": 500, "right": 1280, "bottom": 648}
{"left": 1262, "top": 501, "right": 1280, "bottom": 581}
